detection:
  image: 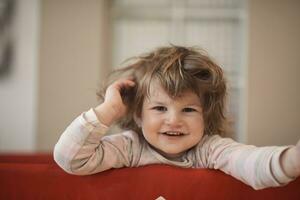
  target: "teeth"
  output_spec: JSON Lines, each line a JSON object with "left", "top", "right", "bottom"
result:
{"left": 164, "top": 132, "right": 184, "bottom": 136}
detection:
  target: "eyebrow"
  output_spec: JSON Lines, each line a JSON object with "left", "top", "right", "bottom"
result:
{"left": 149, "top": 101, "right": 202, "bottom": 108}
{"left": 186, "top": 104, "right": 202, "bottom": 107}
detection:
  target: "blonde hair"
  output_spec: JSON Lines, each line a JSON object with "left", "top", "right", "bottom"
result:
{"left": 98, "top": 45, "right": 227, "bottom": 136}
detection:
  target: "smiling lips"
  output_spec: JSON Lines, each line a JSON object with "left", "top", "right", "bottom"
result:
{"left": 161, "top": 131, "right": 186, "bottom": 137}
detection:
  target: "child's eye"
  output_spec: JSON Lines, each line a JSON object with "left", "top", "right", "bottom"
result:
{"left": 152, "top": 106, "right": 167, "bottom": 111}
{"left": 182, "top": 108, "right": 196, "bottom": 112}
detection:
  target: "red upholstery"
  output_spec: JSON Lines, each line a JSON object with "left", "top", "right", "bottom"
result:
{"left": 0, "top": 154, "right": 299, "bottom": 200}
{"left": 0, "top": 153, "right": 53, "bottom": 164}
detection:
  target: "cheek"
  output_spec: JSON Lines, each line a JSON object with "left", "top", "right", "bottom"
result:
{"left": 189, "top": 116, "right": 205, "bottom": 131}
{"left": 141, "top": 114, "right": 160, "bottom": 141}
{"left": 141, "top": 113, "right": 161, "bottom": 128}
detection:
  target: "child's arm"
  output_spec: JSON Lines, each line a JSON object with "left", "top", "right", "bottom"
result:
{"left": 54, "top": 78, "right": 137, "bottom": 175}
{"left": 280, "top": 139, "right": 300, "bottom": 178}
{"left": 201, "top": 135, "right": 298, "bottom": 190}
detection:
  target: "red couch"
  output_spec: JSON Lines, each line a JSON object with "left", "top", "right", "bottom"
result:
{"left": 0, "top": 153, "right": 300, "bottom": 200}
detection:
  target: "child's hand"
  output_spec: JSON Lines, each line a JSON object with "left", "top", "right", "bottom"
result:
{"left": 281, "top": 139, "right": 300, "bottom": 178}
{"left": 94, "top": 78, "right": 135, "bottom": 127}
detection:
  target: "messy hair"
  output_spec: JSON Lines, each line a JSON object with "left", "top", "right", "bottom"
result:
{"left": 97, "top": 45, "right": 227, "bottom": 136}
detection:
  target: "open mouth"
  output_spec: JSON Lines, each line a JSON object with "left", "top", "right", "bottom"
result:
{"left": 161, "top": 131, "right": 185, "bottom": 137}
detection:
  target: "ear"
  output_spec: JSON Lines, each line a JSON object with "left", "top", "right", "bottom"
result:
{"left": 133, "top": 114, "right": 142, "bottom": 128}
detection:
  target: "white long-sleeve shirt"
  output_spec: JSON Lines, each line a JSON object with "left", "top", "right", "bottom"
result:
{"left": 54, "top": 109, "right": 294, "bottom": 190}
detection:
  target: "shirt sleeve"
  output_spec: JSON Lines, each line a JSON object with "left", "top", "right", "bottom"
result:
{"left": 199, "top": 135, "right": 295, "bottom": 190}
{"left": 53, "top": 108, "right": 139, "bottom": 175}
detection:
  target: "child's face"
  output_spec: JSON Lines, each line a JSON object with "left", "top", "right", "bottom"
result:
{"left": 140, "top": 82, "right": 204, "bottom": 159}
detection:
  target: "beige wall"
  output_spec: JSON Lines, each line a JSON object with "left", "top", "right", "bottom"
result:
{"left": 247, "top": 0, "right": 300, "bottom": 146}
{"left": 37, "top": 0, "right": 110, "bottom": 151}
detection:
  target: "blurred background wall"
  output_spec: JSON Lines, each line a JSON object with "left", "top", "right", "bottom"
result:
{"left": 0, "top": 0, "right": 39, "bottom": 151}
{"left": 248, "top": 0, "right": 300, "bottom": 146}
{"left": 0, "top": 0, "right": 299, "bottom": 152}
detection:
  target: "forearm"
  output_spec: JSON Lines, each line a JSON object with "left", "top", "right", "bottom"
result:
{"left": 208, "top": 136, "right": 296, "bottom": 189}
{"left": 54, "top": 108, "right": 133, "bottom": 175}
{"left": 280, "top": 146, "right": 300, "bottom": 178}
{"left": 54, "top": 109, "right": 108, "bottom": 174}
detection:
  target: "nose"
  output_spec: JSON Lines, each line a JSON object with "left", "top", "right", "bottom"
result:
{"left": 165, "top": 110, "right": 182, "bottom": 127}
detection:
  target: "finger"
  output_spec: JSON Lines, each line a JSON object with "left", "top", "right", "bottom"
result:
{"left": 126, "top": 79, "right": 136, "bottom": 86}
{"left": 112, "top": 78, "right": 135, "bottom": 91}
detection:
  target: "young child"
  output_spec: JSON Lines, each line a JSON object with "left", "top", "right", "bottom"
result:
{"left": 54, "top": 45, "right": 300, "bottom": 190}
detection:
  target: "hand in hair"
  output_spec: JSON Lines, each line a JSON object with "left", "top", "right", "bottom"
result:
{"left": 280, "top": 139, "right": 300, "bottom": 178}
{"left": 94, "top": 78, "right": 135, "bottom": 127}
